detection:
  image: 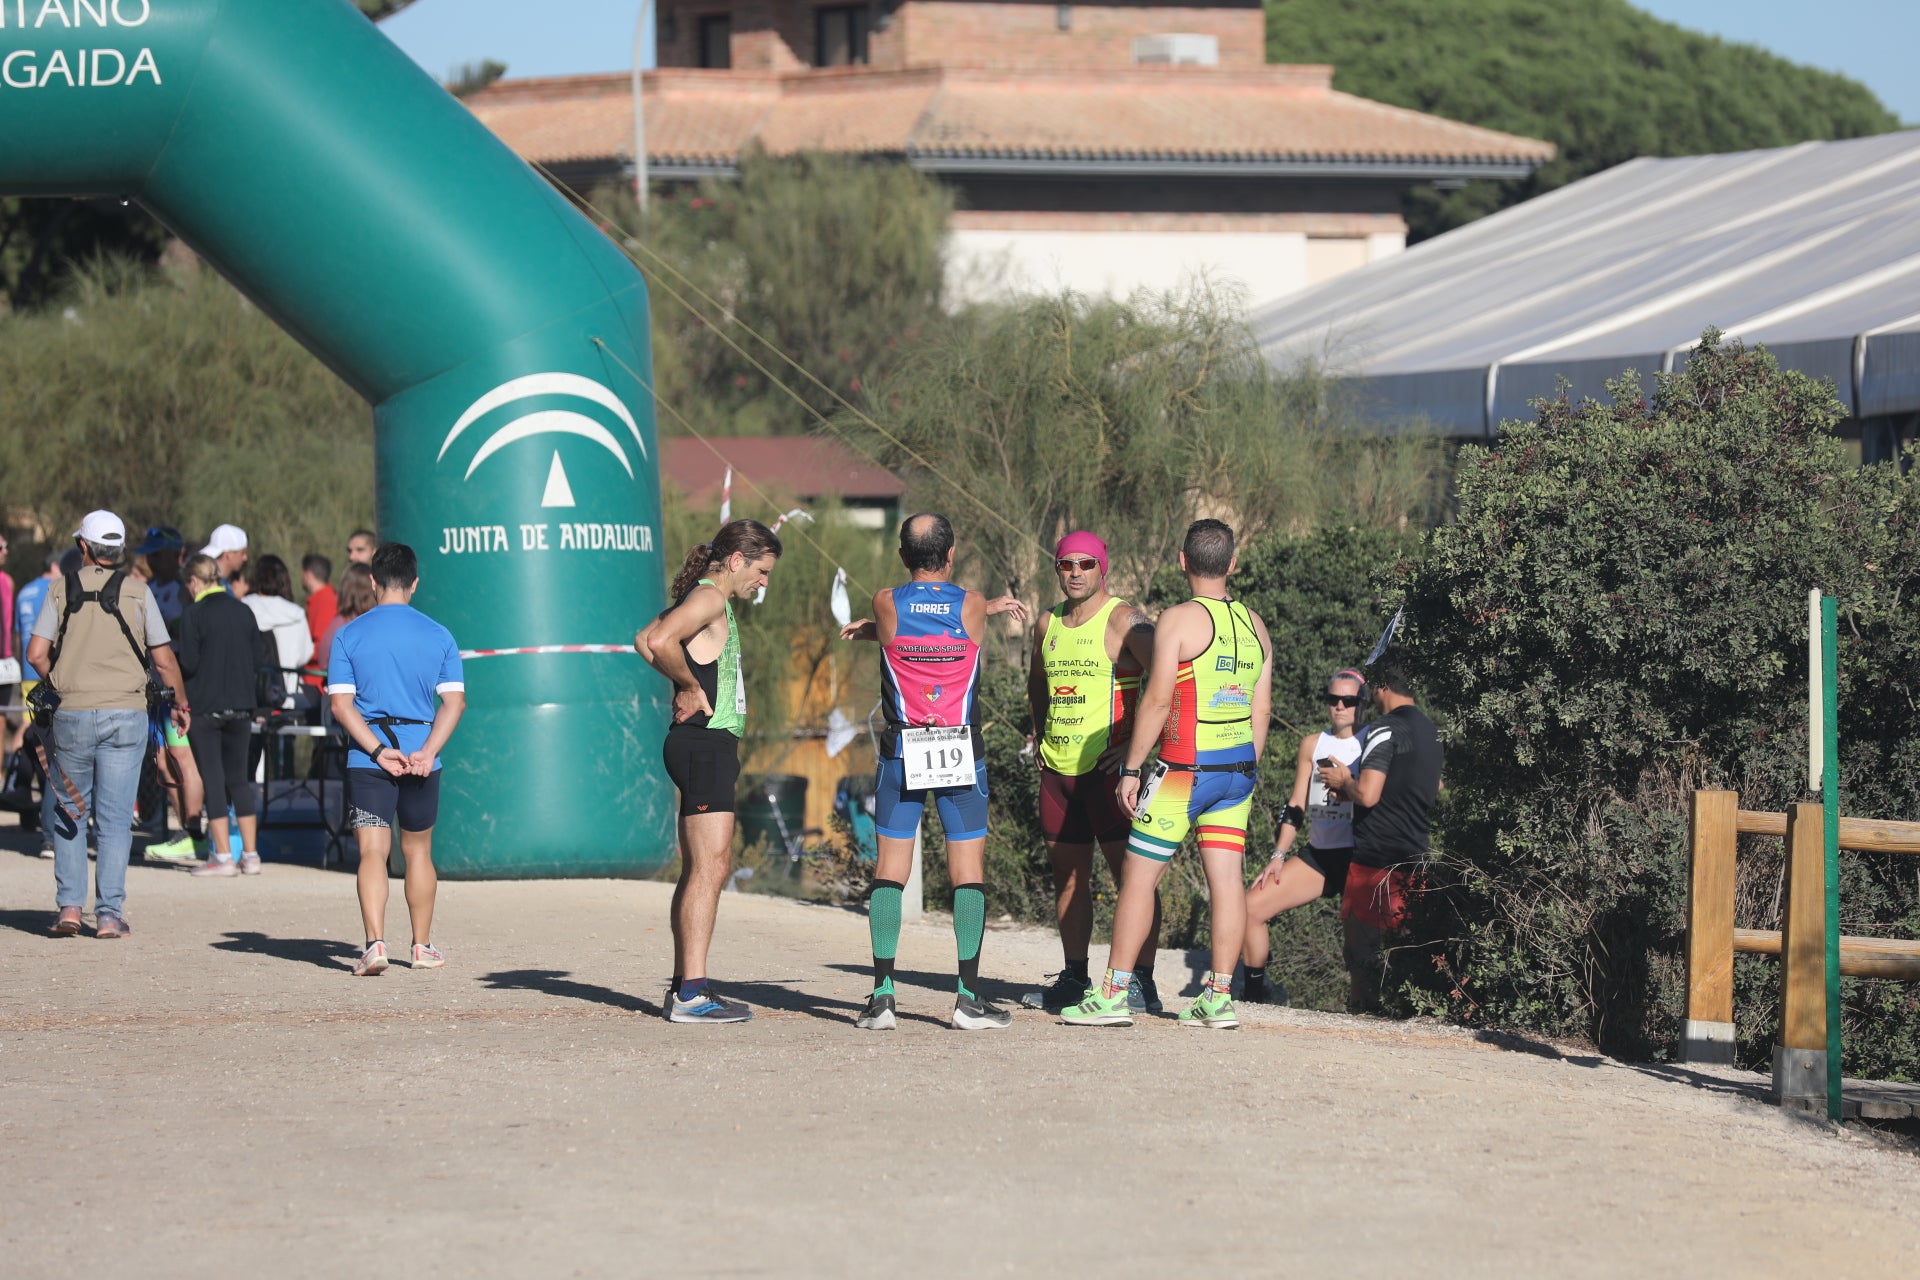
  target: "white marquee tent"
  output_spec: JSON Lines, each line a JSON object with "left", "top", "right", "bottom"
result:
{"left": 1252, "top": 130, "right": 1920, "bottom": 439}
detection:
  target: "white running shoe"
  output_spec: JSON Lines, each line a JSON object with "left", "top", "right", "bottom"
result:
{"left": 411, "top": 942, "right": 444, "bottom": 969}
{"left": 353, "top": 941, "right": 389, "bottom": 977}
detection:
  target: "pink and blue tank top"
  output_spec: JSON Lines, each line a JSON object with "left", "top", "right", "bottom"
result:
{"left": 880, "top": 581, "right": 982, "bottom": 757}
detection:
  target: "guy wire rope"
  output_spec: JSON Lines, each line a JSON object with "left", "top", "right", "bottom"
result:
{"left": 537, "top": 162, "right": 1049, "bottom": 561}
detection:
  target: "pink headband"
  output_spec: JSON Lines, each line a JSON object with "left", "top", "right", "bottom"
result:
{"left": 1055, "top": 531, "right": 1108, "bottom": 577}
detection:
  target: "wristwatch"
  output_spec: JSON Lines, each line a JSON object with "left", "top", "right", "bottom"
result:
{"left": 1118, "top": 765, "right": 1143, "bottom": 779}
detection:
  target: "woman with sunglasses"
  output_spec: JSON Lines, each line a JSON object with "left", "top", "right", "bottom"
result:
{"left": 1237, "top": 669, "right": 1367, "bottom": 1004}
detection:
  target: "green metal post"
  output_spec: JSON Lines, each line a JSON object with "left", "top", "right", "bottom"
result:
{"left": 1821, "top": 595, "right": 1842, "bottom": 1121}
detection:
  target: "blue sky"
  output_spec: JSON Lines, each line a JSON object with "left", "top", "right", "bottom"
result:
{"left": 381, "top": 0, "right": 1918, "bottom": 123}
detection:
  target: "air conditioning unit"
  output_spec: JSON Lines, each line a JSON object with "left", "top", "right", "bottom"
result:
{"left": 1131, "top": 34, "right": 1219, "bottom": 66}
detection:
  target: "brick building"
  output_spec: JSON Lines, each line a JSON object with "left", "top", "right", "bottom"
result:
{"left": 466, "top": 0, "right": 1554, "bottom": 309}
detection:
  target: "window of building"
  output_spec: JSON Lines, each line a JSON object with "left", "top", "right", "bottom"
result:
{"left": 815, "top": 5, "right": 870, "bottom": 67}
{"left": 698, "top": 14, "right": 731, "bottom": 69}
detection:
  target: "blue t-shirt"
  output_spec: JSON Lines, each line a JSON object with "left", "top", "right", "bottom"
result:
{"left": 16, "top": 575, "right": 52, "bottom": 679}
{"left": 325, "top": 603, "right": 464, "bottom": 771}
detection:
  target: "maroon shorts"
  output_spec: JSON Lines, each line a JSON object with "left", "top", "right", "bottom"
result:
{"left": 1341, "top": 863, "right": 1414, "bottom": 930}
{"left": 1038, "top": 766, "right": 1129, "bottom": 845}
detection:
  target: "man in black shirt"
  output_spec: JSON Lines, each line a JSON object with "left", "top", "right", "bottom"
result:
{"left": 1317, "top": 653, "right": 1442, "bottom": 1012}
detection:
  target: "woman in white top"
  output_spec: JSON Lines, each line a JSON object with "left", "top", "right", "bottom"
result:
{"left": 1239, "top": 669, "right": 1367, "bottom": 1004}
{"left": 241, "top": 554, "right": 314, "bottom": 709}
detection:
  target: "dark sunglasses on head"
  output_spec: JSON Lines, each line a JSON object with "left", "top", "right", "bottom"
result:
{"left": 1056, "top": 557, "right": 1100, "bottom": 573}
{"left": 1325, "top": 694, "right": 1362, "bottom": 708}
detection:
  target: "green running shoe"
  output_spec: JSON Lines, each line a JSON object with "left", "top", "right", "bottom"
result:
{"left": 1178, "top": 988, "right": 1239, "bottom": 1030}
{"left": 1060, "top": 984, "right": 1133, "bottom": 1027}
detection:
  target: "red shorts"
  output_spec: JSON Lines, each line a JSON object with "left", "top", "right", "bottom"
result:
{"left": 1038, "top": 766, "right": 1129, "bottom": 845}
{"left": 1341, "top": 863, "right": 1414, "bottom": 931}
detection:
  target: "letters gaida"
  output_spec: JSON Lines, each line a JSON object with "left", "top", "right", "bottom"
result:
{"left": 1, "top": 0, "right": 161, "bottom": 90}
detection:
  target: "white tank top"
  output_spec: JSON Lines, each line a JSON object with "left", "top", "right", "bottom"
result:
{"left": 1307, "top": 729, "right": 1364, "bottom": 850}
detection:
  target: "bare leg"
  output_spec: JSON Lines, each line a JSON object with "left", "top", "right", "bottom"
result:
{"left": 237, "top": 812, "right": 259, "bottom": 853}
{"left": 355, "top": 825, "right": 392, "bottom": 943}
{"left": 873, "top": 832, "right": 915, "bottom": 884}
{"left": 944, "top": 835, "right": 984, "bottom": 889}
{"left": 1242, "top": 857, "right": 1327, "bottom": 970}
{"left": 1099, "top": 834, "right": 1160, "bottom": 970}
{"left": 672, "top": 812, "right": 735, "bottom": 980}
{"left": 1047, "top": 839, "right": 1095, "bottom": 963}
{"left": 1200, "top": 844, "right": 1247, "bottom": 979}
{"left": 1104, "top": 852, "right": 1170, "bottom": 975}
{"left": 400, "top": 825, "right": 436, "bottom": 946}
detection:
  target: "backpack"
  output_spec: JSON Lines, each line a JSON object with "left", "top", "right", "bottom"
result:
{"left": 47, "top": 570, "right": 169, "bottom": 718}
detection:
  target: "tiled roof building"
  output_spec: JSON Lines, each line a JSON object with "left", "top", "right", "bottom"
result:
{"left": 466, "top": 1, "right": 1554, "bottom": 308}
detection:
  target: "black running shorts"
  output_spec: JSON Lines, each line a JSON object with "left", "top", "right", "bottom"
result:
{"left": 662, "top": 725, "right": 740, "bottom": 817}
{"left": 347, "top": 768, "right": 442, "bottom": 833}
{"left": 1296, "top": 844, "right": 1352, "bottom": 899}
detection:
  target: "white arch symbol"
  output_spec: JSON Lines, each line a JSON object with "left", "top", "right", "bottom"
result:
{"left": 464, "top": 411, "right": 634, "bottom": 479}
{"left": 438, "top": 373, "right": 649, "bottom": 480}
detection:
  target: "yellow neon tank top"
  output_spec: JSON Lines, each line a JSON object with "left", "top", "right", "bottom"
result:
{"left": 1160, "top": 596, "right": 1264, "bottom": 766}
{"left": 1039, "top": 597, "right": 1141, "bottom": 775}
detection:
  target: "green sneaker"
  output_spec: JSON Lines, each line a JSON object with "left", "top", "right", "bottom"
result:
{"left": 1060, "top": 983, "right": 1133, "bottom": 1027}
{"left": 1178, "top": 988, "right": 1239, "bottom": 1030}
{"left": 144, "top": 834, "right": 206, "bottom": 864}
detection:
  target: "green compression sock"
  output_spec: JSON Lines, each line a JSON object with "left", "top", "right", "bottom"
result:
{"left": 869, "top": 879, "right": 904, "bottom": 995}
{"left": 953, "top": 883, "right": 986, "bottom": 998}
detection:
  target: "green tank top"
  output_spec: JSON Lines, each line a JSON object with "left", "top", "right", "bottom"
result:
{"left": 697, "top": 578, "right": 746, "bottom": 737}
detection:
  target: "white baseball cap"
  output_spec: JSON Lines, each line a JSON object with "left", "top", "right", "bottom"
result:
{"left": 73, "top": 510, "right": 127, "bottom": 547}
{"left": 201, "top": 523, "right": 249, "bottom": 557}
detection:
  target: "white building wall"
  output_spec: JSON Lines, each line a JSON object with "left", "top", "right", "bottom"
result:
{"left": 946, "top": 226, "right": 1405, "bottom": 311}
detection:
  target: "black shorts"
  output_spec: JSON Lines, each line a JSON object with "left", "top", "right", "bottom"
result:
{"left": 662, "top": 725, "right": 740, "bottom": 817}
{"left": 347, "top": 769, "right": 442, "bottom": 833}
{"left": 1296, "top": 844, "right": 1352, "bottom": 898}
{"left": 1038, "top": 766, "right": 1129, "bottom": 845}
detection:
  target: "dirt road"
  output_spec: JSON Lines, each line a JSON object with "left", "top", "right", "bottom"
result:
{"left": 2, "top": 847, "right": 1915, "bottom": 1277}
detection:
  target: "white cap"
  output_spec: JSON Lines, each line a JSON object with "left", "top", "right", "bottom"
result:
{"left": 73, "top": 510, "right": 127, "bottom": 547}
{"left": 201, "top": 523, "right": 249, "bottom": 557}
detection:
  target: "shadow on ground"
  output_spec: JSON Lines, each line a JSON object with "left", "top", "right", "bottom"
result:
{"left": 212, "top": 931, "right": 360, "bottom": 971}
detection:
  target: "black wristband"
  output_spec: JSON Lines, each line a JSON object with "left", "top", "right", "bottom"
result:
{"left": 1118, "top": 765, "right": 1143, "bottom": 779}
{"left": 1281, "top": 804, "right": 1305, "bottom": 829}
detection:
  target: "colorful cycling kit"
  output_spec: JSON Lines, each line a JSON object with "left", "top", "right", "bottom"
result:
{"left": 873, "top": 581, "right": 988, "bottom": 841}
{"left": 1128, "top": 596, "right": 1265, "bottom": 863}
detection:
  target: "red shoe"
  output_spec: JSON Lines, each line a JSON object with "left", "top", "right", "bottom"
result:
{"left": 95, "top": 911, "right": 130, "bottom": 939}
{"left": 50, "top": 906, "right": 82, "bottom": 936}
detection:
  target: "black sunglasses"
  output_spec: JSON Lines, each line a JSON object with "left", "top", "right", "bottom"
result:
{"left": 1325, "top": 694, "right": 1362, "bottom": 708}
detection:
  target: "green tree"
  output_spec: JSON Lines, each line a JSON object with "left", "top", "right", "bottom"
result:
{"left": 0, "top": 262, "right": 373, "bottom": 568}
{"left": 1390, "top": 333, "right": 1920, "bottom": 1074}
{"left": 1266, "top": 0, "right": 1903, "bottom": 240}
{"left": 592, "top": 152, "right": 952, "bottom": 436}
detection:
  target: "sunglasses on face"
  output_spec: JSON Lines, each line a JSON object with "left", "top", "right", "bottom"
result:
{"left": 1056, "top": 558, "right": 1100, "bottom": 573}
{"left": 1325, "top": 694, "right": 1362, "bottom": 708}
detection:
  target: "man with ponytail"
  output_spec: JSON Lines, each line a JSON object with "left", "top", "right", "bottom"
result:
{"left": 636, "top": 518, "right": 783, "bottom": 1024}
{"left": 839, "top": 513, "right": 1029, "bottom": 1031}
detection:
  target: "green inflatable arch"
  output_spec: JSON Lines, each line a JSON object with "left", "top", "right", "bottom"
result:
{"left": 1, "top": 0, "right": 673, "bottom": 876}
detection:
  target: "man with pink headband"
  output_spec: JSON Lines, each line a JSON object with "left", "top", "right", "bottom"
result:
{"left": 1020, "top": 531, "right": 1162, "bottom": 1013}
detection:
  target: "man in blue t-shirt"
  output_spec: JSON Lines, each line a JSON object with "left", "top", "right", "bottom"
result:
{"left": 326, "top": 542, "right": 465, "bottom": 978}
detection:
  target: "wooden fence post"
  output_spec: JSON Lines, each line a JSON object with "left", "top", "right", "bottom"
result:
{"left": 1774, "top": 802, "right": 1829, "bottom": 1103}
{"left": 1683, "top": 790, "right": 1738, "bottom": 1064}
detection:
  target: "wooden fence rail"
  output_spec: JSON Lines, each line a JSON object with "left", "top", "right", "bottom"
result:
{"left": 1682, "top": 790, "right": 1920, "bottom": 1101}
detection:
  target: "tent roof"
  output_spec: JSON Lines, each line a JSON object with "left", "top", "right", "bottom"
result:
{"left": 1251, "top": 130, "right": 1920, "bottom": 435}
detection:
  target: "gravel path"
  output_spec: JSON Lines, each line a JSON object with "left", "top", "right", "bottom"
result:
{"left": 2, "top": 847, "right": 1916, "bottom": 1277}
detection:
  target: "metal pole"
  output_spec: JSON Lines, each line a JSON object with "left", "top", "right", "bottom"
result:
{"left": 902, "top": 830, "right": 924, "bottom": 922}
{"left": 630, "top": 0, "right": 652, "bottom": 214}
{"left": 1820, "top": 594, "right": 1842, "bottom": 1122}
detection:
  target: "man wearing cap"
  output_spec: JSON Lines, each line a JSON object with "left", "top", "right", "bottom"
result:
{"left": 1020, "top": 532, "right": 1163, "bottom": 1013}
{"left": 135, "top": 526, "right": 188, "bottom": 630}
{"left": 202, "top": 524, "right": 249, "bottom": 586}
{"left": 25, "top": 511, "right": 190, "bottom": 939}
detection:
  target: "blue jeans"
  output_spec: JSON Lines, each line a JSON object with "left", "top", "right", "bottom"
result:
{"left": 49, "top": 708, "right": 147, "bottom": 918}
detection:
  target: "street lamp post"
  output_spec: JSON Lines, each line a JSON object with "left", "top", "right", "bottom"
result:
{"left": 631, "top": 0, "right": 652, "bottom": 214}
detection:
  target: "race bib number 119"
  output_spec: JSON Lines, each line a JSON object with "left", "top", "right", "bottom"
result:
{"left": 902, "top": 725, "right": 975, "bottom": 790}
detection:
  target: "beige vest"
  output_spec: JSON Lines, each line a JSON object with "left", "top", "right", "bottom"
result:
{"left": 46, "top": 567, "right": 153, "bottom": 712}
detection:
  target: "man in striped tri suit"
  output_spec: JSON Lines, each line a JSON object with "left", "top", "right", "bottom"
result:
{"left": 1062, "top": 519, "right": 1273, "bottom": 1030}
